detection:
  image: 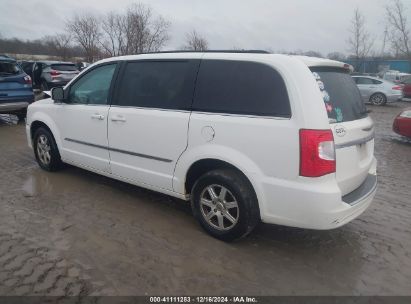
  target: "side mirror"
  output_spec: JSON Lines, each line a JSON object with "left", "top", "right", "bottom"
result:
{"left": 51, "top": 87, "right": 66, "bottom": 103}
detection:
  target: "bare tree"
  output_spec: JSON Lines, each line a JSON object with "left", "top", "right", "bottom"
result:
{"left": 43, "top": 33, "right": 73, "bottom": 60}
{"left": 183, "top": 30, "right": 208, "bottom": 51}
{"left": 100, "top": 4, "right": 170, "bottom": 56}
{"left": 327, "top": 52, "right": 347, "bottom": 61}
{"left": 386, "top": 0, "right": 410, "bottom": 68}
{"left": 67, "top": 14, "right": 101, "bottom": 62}
{"left": 303, "top": 50, "right": 323, "bottom": 58}
{"left": 347, "top": 8, "right": 374, "bottom": 71}
{"left": 100, "top": 12, "right": 124, "bottom": 57}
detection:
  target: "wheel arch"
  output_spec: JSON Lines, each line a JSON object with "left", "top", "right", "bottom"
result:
{"left": 29, "top": 115, "right": 62, "bottom": 152}
{"left": 184, "top": 159, "right": 255, "bottom": 195}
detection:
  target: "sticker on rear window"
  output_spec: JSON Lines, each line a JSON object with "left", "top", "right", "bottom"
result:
{"left": 312, "top": 72, "right": 321, "bottom": 80}
{"left": 317, "top": 81, "right": 325, "bottom": 91}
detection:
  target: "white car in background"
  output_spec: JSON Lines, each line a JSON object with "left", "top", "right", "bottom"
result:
{"left": 352, "top": 76, "right": 403, "bottom": 106}
{"left": 26, "top": 52, "right": 377, "bottom": 241}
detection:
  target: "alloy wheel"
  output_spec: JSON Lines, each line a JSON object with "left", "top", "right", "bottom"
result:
{"left": 200, "top": 184, "right": 239, "bottom": 230}
{"left": 37, "top": 135, "right": 51, "bottom": 166}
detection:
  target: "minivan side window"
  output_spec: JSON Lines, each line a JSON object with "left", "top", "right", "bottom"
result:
{"left": 68, "top": 64, "right": 116, "bottom": 105}
{"left": 192, "top": 60, "right": 291, "bottom": 117}
{"left": 115, "top": 60, "right": 199, "bottom": 110}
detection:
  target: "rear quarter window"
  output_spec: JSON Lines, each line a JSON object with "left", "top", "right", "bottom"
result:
{"left": 193, "top": 60, "right": 291, "bottom": 117}
{"left": 311, "top": 67, "right": 367, "bottom": 123}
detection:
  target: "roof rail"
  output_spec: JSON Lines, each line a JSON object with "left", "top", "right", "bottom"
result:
{"left": 142, "top": 50, "right": 271, "bottom": 54}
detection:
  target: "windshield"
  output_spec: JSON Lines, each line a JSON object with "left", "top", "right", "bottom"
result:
{"left": 0, "top": 61, "right": 21, "bottom": 75}
{"left": 311, "top": 67, "right": 367, "bottom": 123}
{"left": 51, "top": 64, "right": 78, "bottom": 71}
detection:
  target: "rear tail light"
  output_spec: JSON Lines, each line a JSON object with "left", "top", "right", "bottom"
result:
{"left": 299, "top": 129, "right": 336, "bottom": 177}
{"left": 50, "top": 70, "right": 60, "bottom": 77}
{"left": 392, "top": 85, "right": 402, "bottom": 91}
{"left": 23, "top": 75, "right": 32, "bottom": 85}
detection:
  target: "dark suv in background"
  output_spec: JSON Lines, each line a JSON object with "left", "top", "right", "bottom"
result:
{"left": 0, "top": 55, "right": 34, "bottom": 120}
{"left": 31, "top": 61, "right": 79, "bottom": 91}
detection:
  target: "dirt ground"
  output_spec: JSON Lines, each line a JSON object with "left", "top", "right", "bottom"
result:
{"left": 0, "top": 101, "right": 410, "bottom": 297}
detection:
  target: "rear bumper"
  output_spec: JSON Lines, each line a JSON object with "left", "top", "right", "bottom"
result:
{"left": 393, "top": 117, "right": 411, "bottom": 138}
{"left": 48, "top": 80, "right": 70, "bottom": 88}
{"left": 386, "top": 93, "right": 403, "bottom": 103}
{"left": 0, "top": 99, "right": 32, "bottom": 113}
{"left": 260, "top": 157, "right": 377, "bottom": 230}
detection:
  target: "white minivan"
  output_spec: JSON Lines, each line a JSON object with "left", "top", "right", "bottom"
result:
{"left": 26, "top": 52, "right": 377, "bottom": 241}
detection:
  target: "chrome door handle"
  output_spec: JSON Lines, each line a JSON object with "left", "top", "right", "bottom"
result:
{"left": 111, "top": 116, "right": 126, "bottom": 122}
{"left": 91, "top": 114, "right": 104, "bottom": 120}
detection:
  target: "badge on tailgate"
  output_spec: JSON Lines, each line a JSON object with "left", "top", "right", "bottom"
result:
{"left": 334, "top": 125, "right": 347, "bottom": 137}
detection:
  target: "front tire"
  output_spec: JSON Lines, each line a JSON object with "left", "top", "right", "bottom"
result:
{"left": 370, "top": 93, "right": 387, "bottom": 106}
{"left": 191, "top": 169, "right": 260, "bottom": 242}
{"left": 33, "top": 127, "right": 63, "bottom": 171}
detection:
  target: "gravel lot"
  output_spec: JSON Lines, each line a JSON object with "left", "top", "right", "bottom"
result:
{"left": 0, "top": 101, "right": 410, "bottom": 297}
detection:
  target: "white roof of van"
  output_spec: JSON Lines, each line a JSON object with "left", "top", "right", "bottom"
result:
{"left": 96, "top": 52, "right": 352, "bottom": 71}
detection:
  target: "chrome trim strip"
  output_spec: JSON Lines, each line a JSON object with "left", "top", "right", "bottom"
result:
{"left": 64, "top": 138, "right": 173, "bottom": 163}
{"left": 335, "top": 132, "right": 375, "bottom": 149}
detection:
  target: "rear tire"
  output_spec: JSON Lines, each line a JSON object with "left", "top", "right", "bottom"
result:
{"left": 33, "top": 127, "right": 63, "bottom": 172}
{"left": 191, "top": 169, "right": 260, "bottom": 242}
{"left": 370, "top": 93, "right": 387, "bottom": 106}
{"left": 40, "top": 80, "right": 49, "bottom": 91}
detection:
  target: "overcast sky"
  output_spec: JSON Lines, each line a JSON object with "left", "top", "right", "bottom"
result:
{"left": 0, "top": 0, "right": 403, "bottom": 55}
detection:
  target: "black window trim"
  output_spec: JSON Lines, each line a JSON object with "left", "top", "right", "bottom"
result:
{"left": 110, "top": 58, "right": 292, "bottom": 119}
{"left": 111, "top": 59, "right": 201, "bottom": 111}
{"left": 191, "top": 59, "right": 292, "bottom": 119}
{"left": 64, "top": 61, "right": 121, "bottom": 106}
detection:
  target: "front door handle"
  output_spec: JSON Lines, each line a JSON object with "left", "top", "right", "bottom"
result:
{"left": 91, "top": 114, "right": 104, "bottom": 120}
{"left": 111, "top": 116, "right": 126, "bottom": 122}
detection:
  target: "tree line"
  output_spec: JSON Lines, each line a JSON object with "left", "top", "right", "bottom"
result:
{"left": 347, "top": 0, "right": 410, "bottom": 71}
{"left": 0, "top": 0, "right": 410, "bottom": 68}
{"left": 0, "top": 2, "right": 208, "bottom": 62}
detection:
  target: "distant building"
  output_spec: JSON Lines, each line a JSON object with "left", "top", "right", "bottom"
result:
{"left": 345, "top": 59, "right": 411, "bottom": 74}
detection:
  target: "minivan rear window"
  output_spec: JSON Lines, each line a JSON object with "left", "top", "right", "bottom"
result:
{"left": 51, "top": 64, "right": 78, "bottom": 71}
{"left": 311, "top": 67, "right": 367, "bottom": 123}
{"left": 193, "top": 60, "right": 291, "bottom": 117}
{"left": 0, "top": 61, "right": 21, "bottom": 75}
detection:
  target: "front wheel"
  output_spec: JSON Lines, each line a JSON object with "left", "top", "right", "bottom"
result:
{"left": 191, "top": 169, "right": 260, "bottom": 242}
{"left": 370, "top": 93, "right": 387, "bottom": 106}
{"left": 33, "top": 127, "right": 63, "bottom": 171}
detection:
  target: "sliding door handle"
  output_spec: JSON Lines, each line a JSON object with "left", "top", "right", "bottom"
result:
{"left": 111, "top": 116, "right": 126, "bottom": 122}
{"left": 91, "top": 114, "right": 104, "bottom": 120}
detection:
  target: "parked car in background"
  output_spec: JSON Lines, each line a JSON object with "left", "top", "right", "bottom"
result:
{"left": 76, "top": 62, "right": 91, "bottom": 71}
{"left": 393, "top": 108, "right": 411, "bottom": 138}
{"left": 400, "top": 76, "right": 411, "bottom": 99}
{"left": 26, "top": 52, "right": 377, "bottom": 241}
{"left": 32, "top": 61, "right": 79, "bottom": 91}
{"left": 352, "top": 76, "right": 403, "bottom": 106}
{"left": 392, "top": 108, "right": 411, "bottom": 138}
{"left": 18, "top": 60, "right": 35, "bottom": 78}
{"left": 383, "top": 70, "right": 411, "bottom": 84}
{"left": 0, "top": 55, "right": 34, "bottom": 120}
